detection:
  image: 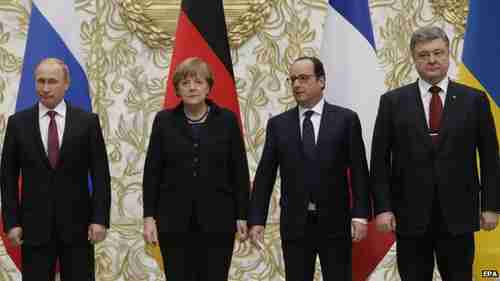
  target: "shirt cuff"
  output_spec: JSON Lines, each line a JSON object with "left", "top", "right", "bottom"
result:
{"left": 352, "top": 218, "right": 368, "bottom": 224}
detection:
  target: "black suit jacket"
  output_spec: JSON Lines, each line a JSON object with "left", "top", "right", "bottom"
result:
{"left": 143, "top": 100, "right": 250, "bottom": 233}
{"left": 0, "top": 102, "right": 111, "bottom": 245}
{"left": 371, "top": 81, "right": 500, "bottom": 235}
{"left": 249, "top": 101, "right": 370, "bottom": 239}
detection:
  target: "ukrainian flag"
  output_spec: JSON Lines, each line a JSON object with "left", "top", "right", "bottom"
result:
{"left": 458, "top": 1, "right": 500, "bottom": 280}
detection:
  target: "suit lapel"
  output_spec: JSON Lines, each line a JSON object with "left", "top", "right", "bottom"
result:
{"left": 172, "top": 105, "right": 194, "bottom": 141}
{"left": 58, "top": 105, "right": 74, "bottom": 166}
{"left": 199, "top": 105, "right": 217, "bottom": 148}
{"left": 316, "top": 102, "right": 339, "bottom": 152}
{"left": 435, "top": 81, "right": 459, "bottom": 151}
{"left": 411, "top": 82, "right": 434, "bottom": 150}
{"left": 32, "top": 106, "right": 52, "bottom": 169}
{"left": 289, "top": 107, "right": 303, "bottom": 156}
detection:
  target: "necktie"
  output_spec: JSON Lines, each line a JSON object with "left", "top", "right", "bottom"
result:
{"left": 302, "top": 110, "right": 315, "bottom": 160}
{"left": 429, "top": 85, "right": 443, "bottom": 145}
{"left": 47, "top": 111, "right": 59, "bottom": 168}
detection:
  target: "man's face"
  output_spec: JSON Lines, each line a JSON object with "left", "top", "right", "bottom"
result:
{"left": 289, "top": 59, "right": 324, "bottom": 108}
{"left": 35, "top": 61, "right": 69, "bottom": 109}
{"left": 412, "top": 38, "right": 450, "bottom": 85}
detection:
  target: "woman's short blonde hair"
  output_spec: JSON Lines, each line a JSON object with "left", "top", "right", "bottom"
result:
{"left": 172, "top": 57, "right": 214, "bottom": 92}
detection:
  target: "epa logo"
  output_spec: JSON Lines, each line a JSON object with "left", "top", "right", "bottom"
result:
{"left": 481, "top": 270, "right": 499, "bottom": 278}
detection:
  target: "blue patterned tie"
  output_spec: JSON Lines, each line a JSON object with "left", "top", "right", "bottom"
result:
{"left": 302, "top": 110, "right": 315, "bottom": 159}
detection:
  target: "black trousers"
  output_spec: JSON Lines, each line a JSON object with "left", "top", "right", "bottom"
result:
{"left": 21, "top": 231, "right": 94, "bottom": 281}
{"left": 396, "top": 196, "right": 475, "bottom": 281}
{"left": 158, "top": 210, "right": 235, "bottom": 281}
{"left": 281, "top": 212, "right": 351, "bottom": 281}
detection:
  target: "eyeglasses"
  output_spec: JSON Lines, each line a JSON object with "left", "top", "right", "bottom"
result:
{"left": 286, "top": 74, "right": 316, "bottom": 85}
{"left": 414, "top": 49, "right": 448, "bottom": 62}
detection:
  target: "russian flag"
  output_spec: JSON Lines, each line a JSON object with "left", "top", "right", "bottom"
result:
{"left": 16, "top": 0, "right": 91, "bottom": 112}
{"left": 458, "top": 1, "right": 500, "bottom": 280}
{"left": 0, "top": 0, "right": 90, "bottom": 275}
{"left": 320, "top": 1, "right": 395, "bottom": 280}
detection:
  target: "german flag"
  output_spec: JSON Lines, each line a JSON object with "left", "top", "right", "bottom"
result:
{"left": 164, "top": 0, "right": 242, "bottom": 121}
{"left": 151, "top": 0, "right": 243, "bottom": 270}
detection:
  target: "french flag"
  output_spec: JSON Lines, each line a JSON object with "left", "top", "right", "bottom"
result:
{"left": 0, "top": 0, "right": 90, "bottom": 275}
{"left": 320, "top": 1, "right": 394, "bottom": 280}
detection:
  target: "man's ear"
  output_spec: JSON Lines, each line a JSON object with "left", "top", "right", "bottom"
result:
{"left": 319, "top": 76, "right": 325, "bottom": 89}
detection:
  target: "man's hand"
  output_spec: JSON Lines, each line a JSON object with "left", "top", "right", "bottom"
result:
{"left": 351, "top": 221, "right": 368, "bottom": 242}
{"left": 143, "top": 217, "right": 158, "bottom": 244}
{"left": 249, "top": 225, "right": 265, "bottom": 250}
{"left": 88, "top": 224, "right": 107, "bottom": 243}
{"left": 480, "top": 211, "right": 498, "bottom": 231}
{"left": 236, "top": 220, "right": 248, "bottom": 242}
{"left": 376, "top": 211, "right": 396, "bottom": 232}
{"left": 7, "top": 226, "right": 23, "bottom": 246}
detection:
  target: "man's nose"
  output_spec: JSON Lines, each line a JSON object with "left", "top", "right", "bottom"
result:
{"left": 428, "top": 53, "right": 438, "bottom": 63}
{"left": 292, "top": 78, "right": 302, "bottom": 88}
{"left": 42, "top": 81, "right": 51, "bottom": 91}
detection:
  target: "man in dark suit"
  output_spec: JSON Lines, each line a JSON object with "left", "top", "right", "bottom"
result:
{"left": 371, "top": 26, "right": 499, "bottom": 281}
{"left": 0, "top": 58, "right": 111, "bottom": 281}
{"left": 249, "top": 56, "right": 370, "bottom": 281}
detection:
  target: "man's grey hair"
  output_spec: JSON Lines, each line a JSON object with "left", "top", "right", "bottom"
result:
{"left": 410, "top": 26, "right": 450, "bottom": 53}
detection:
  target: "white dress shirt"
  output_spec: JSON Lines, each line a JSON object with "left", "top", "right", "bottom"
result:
{"left": 298, "top": 98, "right": 324, "bottom": 143}
{"left": 39, "top": 101, "right": 66, "bottom": 155}
{"left": 297, "top": 98, "right": 366, "bottom": 224}
{"left": 418, "top": 78, "right": 448, "bottom": 127}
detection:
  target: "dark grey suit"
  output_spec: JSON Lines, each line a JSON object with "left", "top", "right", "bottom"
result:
{"left": 371, "top": 80, "right": 499, "bottom": 281}
{"left": 1, "top": 102, "right": 111, "bottom": 281}
{"left": 249, "top": 101, "right": 370, "bottom": 281}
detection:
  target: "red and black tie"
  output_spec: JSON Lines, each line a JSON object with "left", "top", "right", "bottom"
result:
{"left": 47, "top": 110, "right": 59, "bottom": 168}
{"left": 429, "top": 85, "right": 443, "bottom": 145}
